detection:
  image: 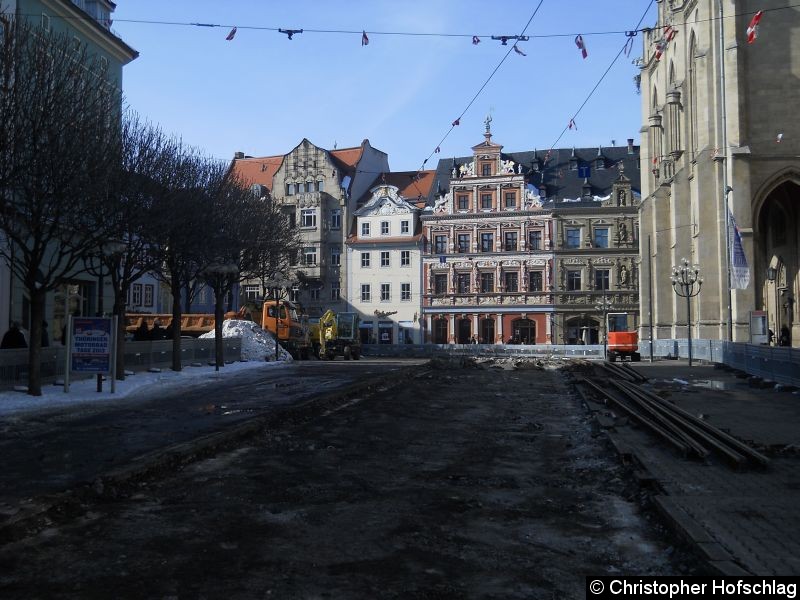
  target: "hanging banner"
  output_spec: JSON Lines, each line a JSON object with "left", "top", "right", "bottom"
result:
{"left": 729, "top": 209, "right": 750, "bottom": 289}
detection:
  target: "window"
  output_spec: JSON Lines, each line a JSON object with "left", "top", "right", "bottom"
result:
{"left": 330, "top": 247, "right": 341, "bottom": 266}
{"left": 331, "top": 285, "right": 340, "bottom": 300}
{"left": 380, "top": 283, "right": 390, "bottom": 301}
{"left": 132, "top": 283, "right": 142, "bottom": 306}
{"left": 567, "top": 270, "right": 582, "bottom": 291}
{"left": 143, "top": 284, "right": 154, "bottom": 307}
{"left": 457, "top": 234, "right": 469, "bottom": 253}
{"left": 528, "top": 230, "right": 542, "bottom": 250}
{"left": 361, "top": 252, "right": 371, "bottom": 268}
{"left": 504, "top": 192, "right": 516, "bottom": 209}
{"left": 310, "top": 287, "right": 320, "bottom": 301}
{"left": 286, "top": 182, "right": 295, "bottom": 196}
{"left": 434, "top": 274, "right": 447, "bottom": 295}
{"left": 306, "top": 181, "right": 315, "bottom": 193}
{"left": 401, "top": 250, "right": 410, "bottom": 266}
{"left": 595, "top": 269, "right": 610, "bottom": 291}
{"left": 434, "top": 235, "right": 447, "bottom": 254}
{"left": 480, "top": 272, "right": 495, "bottom": 293}
{"left": 301, "top": 209, "right": 316, "bottom": 228}
{"left": 41, "top": 13, "right": 50, "bottom": 31}
{"left": 594, "top": 227, "right": 609, "bottom": 248}
{"left": 481, "top": 163, "right": 492, "bottom": 176}
{"left": 565, "top": 227, "right": 581, "bottom": 248}
{"left": 361, "top": 222, "right": 370, "bottom": 236}
{"left": 529, "top": 271, "right": 543, "bottom": 291}
{"left": 401, "top": 220, "right": 410, "bottom": 234}
{"left": 381, "top": 221, "right": 390, "bottom": 235}
{"left": 331, "top": 209, "right": 341, "bottom": 230}
{"left": 480, "top": 232, "right": 494, "bottom": 253}
{"left": 380, "top": 251, "right": 390, "bottom": 267}
{"left": 504, "top": 231, "right": 518, "bottom": 252}
{"left": 481, "top": 193, "right": 492, "bottom": 210}
{"left": 361, "top": 284, "right": 371, "bottom": 302}
{"left": 457, "top": 273, "right": 471, "bottom": 294}
{"left": 317, "top": 180, "right": 324, "bottom": 193}
{"left": 303, "top": 246, "right": 317, "bottom": 265}
{"left": 457, "top": 195, "right": 469, "bottom": 210}
{"left": 504, "top": 272, "right": 518, "bottom": 292}
{"left": 401, "top": 283, "right": 411, "bottom": 301}
{"left": 243, "top": 284, "right": 260, "bottom": 301}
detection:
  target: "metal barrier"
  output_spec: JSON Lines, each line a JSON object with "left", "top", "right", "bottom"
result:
{"left": 0, "top": 337, "right": 243, "bottom": 392}
{"left": 640, "top": 339, "right": 800, "bottom": 387}
{"left": 363, "top": 343, "right": 605, "bottom": 360}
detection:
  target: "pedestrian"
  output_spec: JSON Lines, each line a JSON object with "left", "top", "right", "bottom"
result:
{"left": 470, "top": 335, "right": 478, "bottom": 345}
{"left": 150, "top": 320, "right": 166, "bottom": 341}
{"left": 779, "top": 325, "right": 791, "bottom": 347}
{"left": 1, "top": 322, "right": 27, "bottom": 349}
{"left": 133, "top": 320, "right": 150, "bottom": 341}
{"left": 165, "top": 319, "right": 175, "bottom": 340}
{"left": 768, "top": 328, "right": 775, "bottom": 345}
{"left": 41, "top": 320, "right": 50, "bottom": 348}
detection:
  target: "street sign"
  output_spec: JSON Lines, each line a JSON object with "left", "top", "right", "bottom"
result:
{"left": 578, "top": 165, "right": 591, "bottom": 178}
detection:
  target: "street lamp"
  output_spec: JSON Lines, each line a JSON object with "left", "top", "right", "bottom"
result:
{"left": 264, "top": 272, "right": 292, "bottom": 362}
{"left": 595, "top": 293, "right": 613, "bottom": 359}
{"left": 671, "top": 258, "right": 703, "bottom": 367}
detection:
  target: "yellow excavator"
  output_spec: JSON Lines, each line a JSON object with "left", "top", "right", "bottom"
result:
{"left": 317, "top": 309, "right": 361, "bottom": 360}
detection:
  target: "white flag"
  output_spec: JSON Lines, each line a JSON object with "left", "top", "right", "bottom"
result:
{"left": 729, "top": 209, "right": 750, "bottom": 289}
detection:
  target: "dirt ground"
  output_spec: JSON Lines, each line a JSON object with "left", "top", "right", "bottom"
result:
{"left": 0, "top": 359, "right": 695, "bottom": 599}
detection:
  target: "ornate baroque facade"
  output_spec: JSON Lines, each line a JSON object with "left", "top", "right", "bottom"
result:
{"left": 421, "top": 122, "right": 641, "bottom": 345}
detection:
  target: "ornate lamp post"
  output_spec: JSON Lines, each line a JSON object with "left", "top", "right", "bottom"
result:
{"left": 264, "top": 272, "right": 292, "bottom": 362}
{"left": 671, "top": 258, "right": 703, "bottom": 366}
{"left": 595, "top": 293, "right": 613, "bottom": 359}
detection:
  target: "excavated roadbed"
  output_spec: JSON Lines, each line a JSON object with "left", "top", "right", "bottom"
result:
{"left": 0, "top": 358, "right": 693, "bottom": 599}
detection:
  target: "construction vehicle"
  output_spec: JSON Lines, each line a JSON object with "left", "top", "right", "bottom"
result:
{"left": 317, "top": 309, "right": 361, "bottom": 360}
{"left": 606, "top": 312, "right": 641, "bottom": 362}
{"left": 260, "top": 299, "right": 312, "bottom": 359}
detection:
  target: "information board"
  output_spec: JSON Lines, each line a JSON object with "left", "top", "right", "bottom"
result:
{"left": 70, "top": 317, "right": 112, "bottom": 373}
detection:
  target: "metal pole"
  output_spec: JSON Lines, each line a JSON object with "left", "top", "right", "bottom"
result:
{"left": 275, "top": 291, "right": 280, "bottom": 362}
{"left": 97, "top": 270, "right": 103, "bottom": 393}
{"left": 687, "top": 293, "right": 693, "bottom": 367}
{"left": 718, "top": 0, "right": 733, "bottom": 342}
{"left": 648, "top": 234, "right": 655, "bottom": 362}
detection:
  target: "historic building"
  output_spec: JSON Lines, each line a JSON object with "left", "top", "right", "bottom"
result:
{"left": 231, "top": 139, "right": 389, "bottom": 317}
{"left": 346, "top": 172, "right": 434, "bottom": 345}
{"left": 421, "top": 120, "right": 640, "bottom": 345}
{"left": 0, "top": 0, "right": 137, "bottom": 340}
{"left": 639, "top": 0, "right": 799, "bottom": 346}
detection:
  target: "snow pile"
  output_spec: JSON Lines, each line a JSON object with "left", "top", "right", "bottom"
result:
{"left": 200, "top": 320, "right": 293, "bottom": 362}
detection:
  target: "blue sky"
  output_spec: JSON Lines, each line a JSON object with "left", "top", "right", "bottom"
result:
{"left": 113, "top": 1, "right": 656, "bottom": 171}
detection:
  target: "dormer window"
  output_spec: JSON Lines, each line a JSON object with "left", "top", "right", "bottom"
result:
{"left": 481, "top": 163, "right": 492, "bottom": 176}
{"left": 595, "top": 157, "right": 605, "bottom": 170}
{"left": 569, "top": 156, "right": 578, "bottom": 171}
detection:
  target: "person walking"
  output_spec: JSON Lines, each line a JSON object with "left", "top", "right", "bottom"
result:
{"left": 1, "top": 322, "right": 28, "bottom": 349}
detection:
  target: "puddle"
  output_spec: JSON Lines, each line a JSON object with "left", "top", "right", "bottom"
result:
{"left": 691, "top": 379, "right": 737, "bottom": 391}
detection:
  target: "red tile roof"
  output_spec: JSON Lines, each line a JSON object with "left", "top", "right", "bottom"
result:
{"left": 230, "top": 156, "right": 284, "bottom": 192}
{"left": 382, "top": 170, "right": 436, "bottom": 208}
{"left": 329, "top": 146, "right": 363, "bottom": 169}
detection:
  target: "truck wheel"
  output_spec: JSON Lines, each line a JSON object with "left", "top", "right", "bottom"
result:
{"left": 326, "top": 350, "right": 336, "bottom": 361}
{"left": 632, "top": 352, "right": 641, "bottom": 362}
{"left": 343, "top": 346, "right": 352, "bottom": 360}
{"left": 352, "top": 348, "right": 361, "bottom": 360}
{"left": 608, "top": 351, "right": 617, "bottom": 362}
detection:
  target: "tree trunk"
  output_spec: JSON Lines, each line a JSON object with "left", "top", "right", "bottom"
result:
{"left": 214, "top": 288, "right": 225, "bottom": 370}
{"left": 170, "top": 279, "right": 182, "bottom": 372}
{"left": 113, "top": 288, "right": 127, "bottom": 381}
{"left": 26, "top": 289, "right": 46, "bottom": 396}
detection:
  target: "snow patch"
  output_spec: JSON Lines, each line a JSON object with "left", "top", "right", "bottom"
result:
{"left": 199, "top": 320, "right": 293, "bottom": 363}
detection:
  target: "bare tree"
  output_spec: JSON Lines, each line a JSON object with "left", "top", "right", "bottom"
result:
{"left": 0, "top": 15, "right": 122, "bottom": 395}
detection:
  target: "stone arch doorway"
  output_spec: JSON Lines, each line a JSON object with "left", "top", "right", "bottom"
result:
{"left": 479, "top": 318, "right": 495, "bottom": 344}
{"left": 510, "top": 318, "right": 536, "bottom": 344}
{"left": 564, "top": 315, "right": 599, "bottom": 345}
{"left": 457, "top": 318, "right": 472, "bottom": 344}
{"left": 756, "top": 180, "right": 799, "bottom": 346}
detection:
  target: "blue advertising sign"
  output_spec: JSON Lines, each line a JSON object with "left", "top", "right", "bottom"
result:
{"left": 71, "top": 317, "right": 112, "bottom": 373}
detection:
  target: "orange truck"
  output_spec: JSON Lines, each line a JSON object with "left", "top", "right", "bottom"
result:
{"left": 606, "top": 312, "right": 641, "bottom": 362}
{"left": 260, "top": 299, "right": 312, "bottom": 359}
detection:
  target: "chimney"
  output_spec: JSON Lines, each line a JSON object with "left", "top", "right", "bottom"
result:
{"left": 627, "top": 139, "right": 634, "bottom": 154}
{"left": 234, "top": 151, "right": 245, "bottom": 159}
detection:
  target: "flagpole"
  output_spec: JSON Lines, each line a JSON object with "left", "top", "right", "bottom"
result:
{"left": 718, "top": 0, "right": 734, "bottom": 342}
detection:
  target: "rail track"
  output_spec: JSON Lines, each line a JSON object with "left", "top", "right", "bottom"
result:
{"left": 574, "top": 361, "right": 769, "bottom": 469}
